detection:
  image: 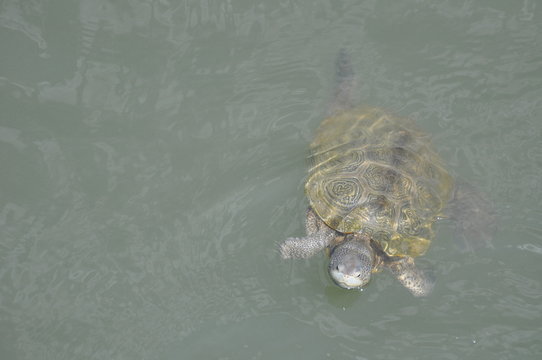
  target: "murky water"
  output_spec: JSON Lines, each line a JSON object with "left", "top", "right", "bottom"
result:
{"left": 1, "top": 1, "right": 541, "bottom": 359}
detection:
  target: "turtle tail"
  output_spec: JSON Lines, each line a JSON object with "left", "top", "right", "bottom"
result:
{"left": 329, "top": 48, "right": 356, "bottom": 115}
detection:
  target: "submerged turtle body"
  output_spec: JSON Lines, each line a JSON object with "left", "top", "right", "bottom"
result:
{"left": 306, "top": 107, "right": 454, "bottom": 260}
{"left": 280, "top": 50, "right": 494, "bottom": 296}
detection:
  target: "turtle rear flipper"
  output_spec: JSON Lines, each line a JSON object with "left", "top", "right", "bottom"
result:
{"left": 446, "top": 181, "right": 496, "bottom": 252}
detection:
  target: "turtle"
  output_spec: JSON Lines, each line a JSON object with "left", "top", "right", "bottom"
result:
{"left": 279, "top": 50, "right": 494, "bottom": 296}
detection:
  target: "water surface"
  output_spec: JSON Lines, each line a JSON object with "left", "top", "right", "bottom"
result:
{"left": 1, "top": 1, "right": 541, "bottom": 359}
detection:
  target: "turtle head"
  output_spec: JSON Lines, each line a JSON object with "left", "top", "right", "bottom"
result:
{"left": 328, "top": 238, "right": 374, "bottom": 290}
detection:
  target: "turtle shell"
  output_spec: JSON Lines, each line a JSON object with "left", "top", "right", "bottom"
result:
{"left": 306, "top": 107, "right": 454, "bottom": 257}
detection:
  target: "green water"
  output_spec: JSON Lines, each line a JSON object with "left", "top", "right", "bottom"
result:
{"left": 1, "top": 0, "right": 541, "bottom": 359}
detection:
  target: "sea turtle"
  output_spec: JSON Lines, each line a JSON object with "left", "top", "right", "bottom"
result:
{"left": 279, "top": 50, "right": 494, "bottom": 296}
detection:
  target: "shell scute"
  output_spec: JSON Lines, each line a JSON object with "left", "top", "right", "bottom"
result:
{"left": 306, "top": 107, "right": 453, "bottom": 257}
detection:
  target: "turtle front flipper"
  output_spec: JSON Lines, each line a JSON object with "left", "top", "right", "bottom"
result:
{"left": 279, "top": 207, "right": 338, "bottom": 259}
{"left": 445, "top": 181, "right": 496, "bottom": 252}
{"left": 386, "top": 257, "right": 435, "bottom": 297}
